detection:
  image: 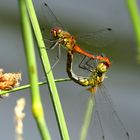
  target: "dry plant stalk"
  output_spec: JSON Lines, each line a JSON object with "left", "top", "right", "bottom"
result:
{"left": 0, "top": 68, "right": 21, "bottom": 90}
{"left": 14, "top": 98, "right": 26, "bottom": 140}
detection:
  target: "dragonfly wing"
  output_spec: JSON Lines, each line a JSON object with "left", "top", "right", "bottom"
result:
{"left": 75, "top": 28, "right": 114, "bottom": 50}
{"left": 92, "top": 109, "right": 105, "bottom": 140}
{"left": 41, "top": 0, "right": 65, "bottom": 30}
{"left": 93, "top": 87, "right": 130, "bottom": 140}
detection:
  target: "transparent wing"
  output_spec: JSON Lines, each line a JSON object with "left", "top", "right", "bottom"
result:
{"left": 93, "top": 87, "right": 130, "bottom": 140}
{"left": 77, "top": 28, "right": 112, "bottom": 39}
{"left": 41, "top": 0, "right": 67, "bottom": 50}
{"left": 41, "top": 0, "right": 65, "bottom": 31}
{"left": 41, "top": 1, "right": 113, "bottom": 50}
{"left": 75, "top": 28, "right": 114, "bottom": 50}
{"left": 41, "top": 1, "right": 113, "bottom": 52}
{"left": 92, "top": 109, "right": 105, "bottom": 140}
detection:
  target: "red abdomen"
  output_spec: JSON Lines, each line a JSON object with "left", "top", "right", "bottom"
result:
{"left": 73, "top": 45, "right": 95, "bottom": 59}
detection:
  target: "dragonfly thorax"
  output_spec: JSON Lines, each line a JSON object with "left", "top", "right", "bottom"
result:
{"left": 51, "top": 27, "right": 77, "bottom": 50}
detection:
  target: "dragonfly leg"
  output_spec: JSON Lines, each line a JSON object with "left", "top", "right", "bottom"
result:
{"left": 46, "top": 40, "right": 60, "bottom": 50}
{"left": 41, "top": 39, "right": 58, "bottom": 50}
{"left": 83, "top": 57, "right": 97, "bottom": 73}
{"left": 47, "top": 38, "right": 63, "bottom": 50}
{"left": 79, "top": 56, "right": 93, "bottom": 72}
{"left": 47, "top": 44, "right": 61, "bottom": 73}
{"left": 79, "top": 56, "right": 87, "bottom": 70}
{"left": 85, "top": 58, "right": 97, "bottom": 69}
{"left": 44, "top": 38, "right": 58, "bottom": 43}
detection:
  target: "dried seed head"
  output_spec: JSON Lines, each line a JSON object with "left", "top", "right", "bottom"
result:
{"left": 14, "top": 98, "right": 26, "bottom": 137}
{"left": 0, "top": 70, "right": 22, "bottom": 91}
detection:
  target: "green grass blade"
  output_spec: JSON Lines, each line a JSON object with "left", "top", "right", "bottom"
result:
{"left": 79, "top": 95, "right": 95, "bottom": 140}
{"left": 24, "top": 0, "right": 70, "bottom": 139}
{"left": 126, "top": 0, "right": 140, "bottom": 62}
{"left": 18, "top": 0, "right": 51, "bottom": 139}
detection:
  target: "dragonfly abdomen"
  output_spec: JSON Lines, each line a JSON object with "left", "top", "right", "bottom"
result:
{"left": 73, "top": 45, "right": 95, "bottom": 59}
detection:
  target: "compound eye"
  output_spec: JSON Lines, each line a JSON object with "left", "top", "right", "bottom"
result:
{"left": 58, "top": 29, "right": 62, "bottom": 33}
{"left": 51, "top": 30, "right": 57, "bottom": 37}
{"left": 97, "top": 63, "right": 107, "bottom": 73}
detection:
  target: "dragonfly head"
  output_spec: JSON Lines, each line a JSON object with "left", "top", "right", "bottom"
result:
{"left": 96, "top": 55, "right": 111, "bottom": 68}
{"left": 97, "top": 62, "right": 108, "bottom": 73}
{"left": 51, "top": 27, "right": 62, "bottom": 38}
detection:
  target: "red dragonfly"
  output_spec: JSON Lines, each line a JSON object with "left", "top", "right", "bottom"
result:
{"left": 42, "top": 1, "right": 111, "bottom": 69}
{"left": 66, "top": 50, "right": 129, "bottom": 140}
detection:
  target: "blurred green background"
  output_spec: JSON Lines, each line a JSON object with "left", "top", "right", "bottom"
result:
{"left": 0, "top": 0, "right": 140, "bottom": 140}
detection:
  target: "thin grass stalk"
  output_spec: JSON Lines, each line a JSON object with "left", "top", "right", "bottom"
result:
{"left": 24, "top": 0, "right": 70, "bottom": 139}
{"left": 79, "top": 95, "right": 95, "bottom": 140}
{"left": 126, "top": 0, "right": 140, "bottom": 63}
{"left": 0, "top": 78, "right": 70, "bottom": 96}
{"left": 18, "top": 0, "right": 51, "bottom": 139}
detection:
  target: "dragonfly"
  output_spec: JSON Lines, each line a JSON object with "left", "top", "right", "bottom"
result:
{"left": 41, "top": 1, "right": 111, "bottom": 69}
{"left": 66, "top": 50, "right": 129, "bottom": 140}
{"left": 66, "top": 50, "right": 109, "bottom": 93}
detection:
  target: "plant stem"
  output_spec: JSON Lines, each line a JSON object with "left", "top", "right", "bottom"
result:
{"left": 0, "top": 78, "right": 70, "bottom": 95}
{"left": 18, "top": 0, "right": 51, "bottom": 139}
{"left": 126, "top": 0, "right": 140, "bottom": 63}
{"left": 79, "top": 95, "right": 95, "bottom": 140}
{"left": 24, "top": 0, "right": 70, "bottom": 139}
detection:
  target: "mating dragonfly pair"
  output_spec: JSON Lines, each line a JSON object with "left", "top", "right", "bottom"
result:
{"left": 42, "top": 1, "right": 129, "bottom": 139}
